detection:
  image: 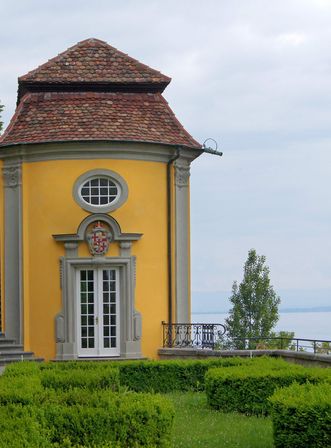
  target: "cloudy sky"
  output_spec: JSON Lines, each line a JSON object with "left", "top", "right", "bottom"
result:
{"left": 1, "top": 0, "right": 331, "bottom": 310}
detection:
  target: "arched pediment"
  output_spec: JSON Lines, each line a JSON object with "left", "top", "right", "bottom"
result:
{"left": 53, "top": 213, "right": 142, "bottom": 243}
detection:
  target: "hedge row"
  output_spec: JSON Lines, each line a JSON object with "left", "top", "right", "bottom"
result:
{"left": 0, "top": 390, "right": 174, "bottom": 448}
{"left": 40, "top": 367, "right": 120, "bottom": 391}
{"left": 270, "top": 382, "right": 331, "bottom": 448}
{"left": 205, "top": 363, "right": 331, "bottom": 415}
{"left": 0, "top": 366, "right": 174, "bottom": 447}
{"left": 3, "top": 356, "right": 296, "bottom": 392}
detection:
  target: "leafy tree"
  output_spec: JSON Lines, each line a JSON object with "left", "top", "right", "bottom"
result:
{"left": 267, "top": 331, "right": 296, "bottom": 350}
{"left": 0, "top": 102, "right": 4, "bottom": 133}
{"left": 315, "top": 341, "right": 331, "bottom": 354}
{"left": 225, "top": 249, "right": 281, "bottom": 348}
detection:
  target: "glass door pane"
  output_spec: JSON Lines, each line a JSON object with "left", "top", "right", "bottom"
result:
{"left": 101, "top": 269, "right": 118, "bottom": 352}
{"left": 78, "top": 269, "right": 96, "bottom": 354}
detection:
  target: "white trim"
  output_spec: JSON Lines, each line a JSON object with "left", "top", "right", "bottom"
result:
{"left": 76, "top": 265, "right": 120, "bottom": 358}
{"left": 73, "top": 169, "right": 128, "bottom": 213}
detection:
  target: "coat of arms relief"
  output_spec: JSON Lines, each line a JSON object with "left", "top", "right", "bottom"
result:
{"left": 86, "top": 221, "right": 112, "bottom": 256}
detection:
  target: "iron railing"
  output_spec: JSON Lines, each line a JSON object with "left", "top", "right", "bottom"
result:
{"left": 162, "top": 322, "right": 226, "bottom": 349}
{"left": 228, "top": 336, "right": 331, "bottom": 354}
{"left": 162, "top": 322, "right": 331, "bottom": 354}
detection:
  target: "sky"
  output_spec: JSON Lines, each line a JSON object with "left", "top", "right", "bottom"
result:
{"left": 1, "top": 0, "right": 331, "bottom": 310}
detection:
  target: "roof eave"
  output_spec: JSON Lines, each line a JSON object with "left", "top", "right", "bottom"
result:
{"left": 17, "top": 80, "right": 171, "bottom": 104}
{"left": 0, "top": 138, "right": 202, "bottom": 152}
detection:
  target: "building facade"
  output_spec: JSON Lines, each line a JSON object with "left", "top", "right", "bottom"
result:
{"left": 0, "top": 39, "right": 202, "bottom": 360}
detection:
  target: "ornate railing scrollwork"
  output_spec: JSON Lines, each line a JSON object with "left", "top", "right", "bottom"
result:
{"left": 162, "top": 322, "right": 227, "bottom": 349}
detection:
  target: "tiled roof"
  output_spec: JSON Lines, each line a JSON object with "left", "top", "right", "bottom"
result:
{"left": 0, "top": 92, "right": 201, "bottom": 149}
{"left": 19, "top": 38, "right": 171, "bottom": 86}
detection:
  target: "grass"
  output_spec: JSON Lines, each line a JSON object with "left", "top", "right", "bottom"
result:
{"left": 166, "top": 392, "right": 274, "bottom": 448}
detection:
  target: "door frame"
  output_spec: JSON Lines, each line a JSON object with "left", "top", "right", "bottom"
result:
{"left": 76, "top": 266, "right": 120, "bottom": 358}
{"left": 55, "top": 257, "right": 142, "bottom": 360}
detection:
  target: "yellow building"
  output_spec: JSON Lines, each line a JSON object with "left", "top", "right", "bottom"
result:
{"left": 0, "top": 38, "right": 202, "bottom": 361}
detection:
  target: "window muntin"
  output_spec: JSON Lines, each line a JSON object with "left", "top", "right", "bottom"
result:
{"left": 80, "top": 177, "right": 119, "bottom": 207}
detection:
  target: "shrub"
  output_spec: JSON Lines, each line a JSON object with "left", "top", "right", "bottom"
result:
{"left": 3, "top": 361, "right": 42, "bottom": 377}
{"left": 4, "top": 357, "right": 295, "bottom": 393}
{"left": 118, "top": 357, "right": 268, "bottom": 392}
{"left": 0, "top": 405, "right": 51, "bottom": 448}
{"left": 0, "top": 371, "right": 174, "bottom": 447}
{"left": 270, "top": 382, "right": 331, "bottom": 448}
{"left": 41, "top": 391, "right": 174, "bottom": 447}
{"left": 40, "top": 367, "right": 120, "bottom": 391}
{"left": 0, "top": 375, "right": 44, "bottom": 405}
{"left": 205, "top": 363, "right": 330, "bottom": 415}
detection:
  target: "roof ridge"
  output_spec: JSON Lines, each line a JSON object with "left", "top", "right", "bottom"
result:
{"left": 19, "top": 38, "right": 171, "bottom": 86}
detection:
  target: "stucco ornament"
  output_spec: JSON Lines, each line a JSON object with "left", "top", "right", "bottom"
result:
{"left": 86, "top": 221, "right": 112, "bottom": 256}
{"left": 3, "top": 165, "right": 22, "bottom": 188}
{"left": 175, "top": 164, "right": 190, "bottom": 188}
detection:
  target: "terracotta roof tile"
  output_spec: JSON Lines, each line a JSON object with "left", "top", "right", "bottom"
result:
{"left": 0, "top": 92, "right": 201, "bottom": 149}
{"left": 19, "top": 38, "right": 171, "bottom": 85}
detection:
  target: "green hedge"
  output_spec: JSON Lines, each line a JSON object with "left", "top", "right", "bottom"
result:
{"left": 40, "top": 367, "right": 120, "bottom": 391}
{"left": 41, "top": 390, "right": 174, "bottom": 447}
{"left": 205, "top": 363, "right": 331, "bottom": 415}
{"left": 270, "top": 382, "right": 331, "bottom": 448}
{"left": 3, "top": 361, "right": 42, "bottom": 377}
{"left": 0, "top": 375, "right": 43, "bottom": 405}
{"left": 3, "top": 360, "right": 116, "bottom": 377}
{"left": 0, "top": 388, "right": 174, "bottom": 447}
{"left": 4, "top": 357, "right": 271, "bottom": 392}
{"left": 118, "top": 357, "right": 291, "bottom": 392}
{"left": 0, "top": 405, "right": 52, "bottom": 448}
{"left": 4, "top": 357, "right": 306, "bottom": 394}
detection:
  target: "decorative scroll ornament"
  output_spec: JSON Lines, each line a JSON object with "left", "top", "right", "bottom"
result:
{"left": 87, "top": 221, "right": 112, "bottom": 256}
{"left": 175, "top": 164, "right": 190, "bottom": 188}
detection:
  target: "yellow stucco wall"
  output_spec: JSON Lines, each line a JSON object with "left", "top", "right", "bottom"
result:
{"left": 22, "top": 158, "right": 169, "bottom": 360}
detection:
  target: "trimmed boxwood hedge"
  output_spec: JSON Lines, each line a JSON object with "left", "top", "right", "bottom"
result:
{"left": 4, "top": 357, "right": 270, "bottom": 392}
{"left": 0, "top": 405, "right": 52, "bottom": 448}
{"left": 270, "top": 382, "right": 331, "bottom": 448}
{"left": 115, "top": 357, "right": 295, "bottom": 392}
{"left": 2, "top": 357, "right": 330, "bottom": 446}
{"left": 205, "top": 362, "right": 331, "bottom": 415}
{"left": 0, "top": 365, "right": 174, "bottom": 447}
{"left": 40, "top": 390, "right": 174, "bottom": 447}
{"left": 40, "top": 367, "right": 120, "bottom": 391}
{"left": 0, "top": 375, "right": 44, "bottom": 405}
{"left": 0, "top": 390, "right": 174, "bottom": 448}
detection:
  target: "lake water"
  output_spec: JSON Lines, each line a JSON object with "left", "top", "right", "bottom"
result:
{"left": 192, "top": 311, "right": 331, "bottom": 341}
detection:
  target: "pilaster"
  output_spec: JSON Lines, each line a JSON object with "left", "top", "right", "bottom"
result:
{"left": 3, "top": 160, "right": 23, "bottom": 343}
{"left": 174, "top": 159, "right": 191, "bottom": 323}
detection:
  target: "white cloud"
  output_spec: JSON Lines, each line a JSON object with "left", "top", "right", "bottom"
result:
{"left": 1, "top": 0, "right": 331, "bottom": 300}
{"left": 276, "top": 32, "right": 307, "bottom": 47}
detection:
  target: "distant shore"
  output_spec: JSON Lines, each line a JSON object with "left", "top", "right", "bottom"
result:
{"left": 192, "top": 306, "right": 331, "bottom": 315}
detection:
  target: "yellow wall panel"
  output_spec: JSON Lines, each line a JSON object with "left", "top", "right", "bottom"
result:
{"left": 23, "top": 158, "right": 168, "bottom": 360}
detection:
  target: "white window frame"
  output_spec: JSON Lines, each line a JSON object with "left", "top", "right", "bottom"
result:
{"left": 73, "top": 169, "right": 128, "bottom": 213}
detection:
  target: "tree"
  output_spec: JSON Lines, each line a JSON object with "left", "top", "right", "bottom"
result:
{"left": 225, "top": 249, "right": 281, "bottom": 348}
{"left": 0, "top": 102, "right": 4, "bottom": 133}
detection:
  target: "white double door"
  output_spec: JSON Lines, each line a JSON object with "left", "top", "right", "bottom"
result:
{"left": 76, "top": 267, "right": 120, "bottom": 357}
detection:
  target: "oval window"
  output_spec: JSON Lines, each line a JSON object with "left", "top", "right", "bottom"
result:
{"left": 73, "top": 169, "right": 128, "bottom": 213}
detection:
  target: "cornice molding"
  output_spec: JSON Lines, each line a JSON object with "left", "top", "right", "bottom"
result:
{"left": 0, "top": 142, "right": 202, "bottom": 165}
